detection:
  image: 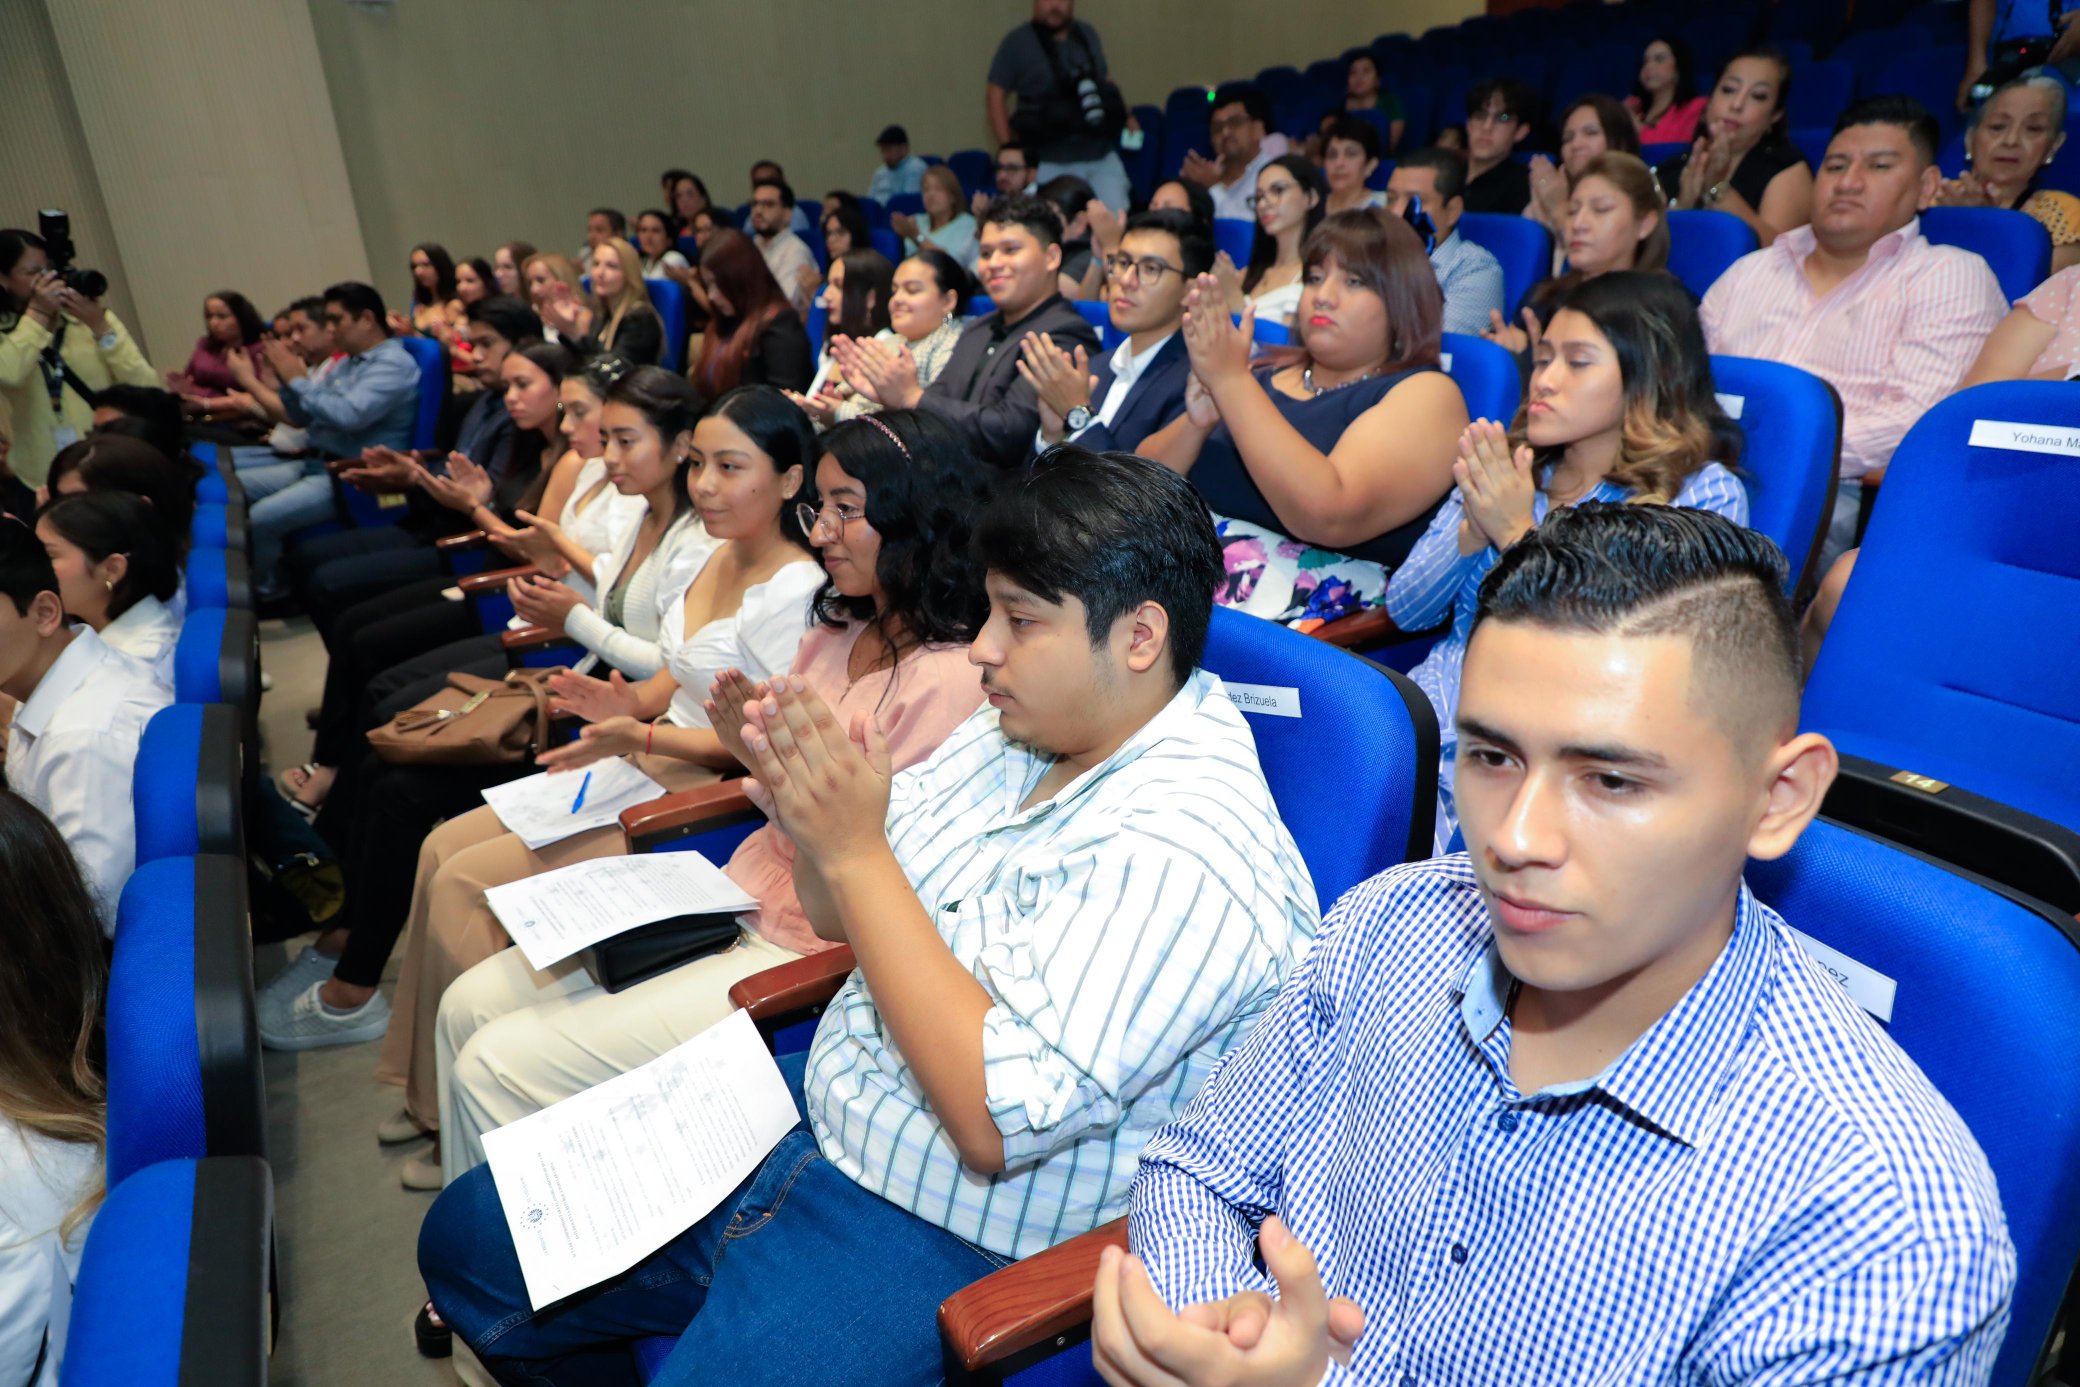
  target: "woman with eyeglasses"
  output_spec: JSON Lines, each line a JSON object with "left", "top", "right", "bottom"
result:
{"left": 1217, "top": 154, "right": 1326, "bottom": 327}
{"left": 406, "top": 411, "right": 990, "bottom": 1206}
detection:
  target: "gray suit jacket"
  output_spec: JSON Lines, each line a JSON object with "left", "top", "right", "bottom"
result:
{"left": 916, "top": 295, "right": 1100, "bottom": 467}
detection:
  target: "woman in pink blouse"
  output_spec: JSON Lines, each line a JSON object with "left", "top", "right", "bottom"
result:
{"left": 370, "top": 409, "right": 994, "bottom": 1195}
{"left": 1626, "top": 35, "right": 1708, "bottom": 146}
{"left": 172, "top": 290, "right": 265, "bottom": 398}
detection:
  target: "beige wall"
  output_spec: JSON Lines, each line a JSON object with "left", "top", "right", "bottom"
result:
{"left": 42, "top": 0, "right": 370, "bottom": 364}
{"left": 310, "top": 0, "right": 1479, "bottom": 298}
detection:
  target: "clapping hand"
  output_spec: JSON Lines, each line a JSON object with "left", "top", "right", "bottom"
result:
{"left": 536, "top": 716, "right": 642, "bottom": 772}
{"left": 739, "top": 677, "right": 893, "bottom": 866}
{"left": 507, "top": 574, "right": 584, "bottom": 634}
{"left": 493, "top": 508, "right": 570, "bottom": 571}
{"left": 1482, "top": 306, "right": 1542, "bottom": 357}
{"left": 1090, "top": 1217, "right": 1365, "bottom": 1387}
{"left": 1015, "top": 334, "right": 1095, "bottom": 440}
{"left": 830, "top": 334, "right": 922, "bottom": 409}
{"left": 704, "top": 668, "right": 768, "bottom": 770}
{"left": 341, "top": 445, "right": 417, "bottom": 493}
{"left": 1454, "top": 418, "right": 1538, "bottom": 552}
{"left": 783, "top": 388, "right": 842, "bottom": 424}
{"left": 1179, "top": 150, "right": 1223, "bottom": 188}
{"left": 412, "top": 451, "right": 493, "bottom": 513}
{"left": 1528, "top": 154, "right": 1567, "bottom": 228}
{"left": 1181, "top": 275, "right": 1253, "bottom": 388}
{"left": 547, "top": 668, "right": 642, "bottom": 723}
{"left": 1183, "top": 372, "right": 1220, "bottom": 429}
{"left": 890, "top": 212, "right": 919, "bottom": 240}
{"left": 262, "top": 334, "right": 307, "bottom": 383}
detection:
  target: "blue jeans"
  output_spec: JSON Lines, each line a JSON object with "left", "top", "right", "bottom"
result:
{"left": 249, "top": 464, "right": 337, "bottom": 590}
{"left": 419, "top": 1052, "right": 1012, "bottom": 1387}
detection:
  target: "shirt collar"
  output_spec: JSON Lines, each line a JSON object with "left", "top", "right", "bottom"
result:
{"left": 102, "top": 595, "right": 169, "bottom": 642}
{"left": 1457, "top": 884, "right": 1773, "bottom": 1146}
{"left": 1109, "top": 329, "right": 1177, "bottom": 384}
{"left": 13, "top": 627, "right": 107, "bottom": 740}
{"left": 998, "top": 667, "right": 1222, "bottom": 824}
{"left": 1775, "top": 217, "right": 1922, "bottom": 273}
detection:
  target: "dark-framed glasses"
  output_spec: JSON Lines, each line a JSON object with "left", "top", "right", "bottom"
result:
{"left": 1104, "top": 253, "right": 1184, "bottom": 284}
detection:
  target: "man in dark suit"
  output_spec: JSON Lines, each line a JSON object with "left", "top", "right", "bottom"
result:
{"left": 828, "top": 195, "right": 1097, "bottom": 467}
{"left": 1016, "top": 208, "right": 1206, "bottom": 458}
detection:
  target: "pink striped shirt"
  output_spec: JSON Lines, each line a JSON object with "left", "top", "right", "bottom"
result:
{"left": 1701, "top": 218, "right": 2008, "bottom": 480}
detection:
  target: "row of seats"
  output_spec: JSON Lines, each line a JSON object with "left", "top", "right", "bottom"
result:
{"left": 64, "top": 457, "right": 273, "bottom": 1385}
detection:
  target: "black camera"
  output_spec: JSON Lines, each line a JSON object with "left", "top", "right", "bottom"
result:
{"left": 36, "top": 209, "right": 108, "bottom": 301}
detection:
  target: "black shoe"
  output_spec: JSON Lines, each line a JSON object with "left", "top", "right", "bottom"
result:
{"left": 415, "top": 1301, "right": 452, "bottom": 1359}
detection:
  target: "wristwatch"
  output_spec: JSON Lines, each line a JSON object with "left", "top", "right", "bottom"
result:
{"left": 97, "top": 329, "right": 119, "bottom": 352}
{"left": 1064, "top": 405, "right": 1093, "bottom": 434}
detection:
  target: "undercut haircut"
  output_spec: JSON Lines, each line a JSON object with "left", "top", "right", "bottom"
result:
{"left": 0, "top": 520, "right": 60, "bottom": 617}
{"left": 1124, "top": 208, "right": 1216, "bottom": 278}
{"left": 973, "top": 445, "right": 1222, "bottom": 687}
{"left": 1475, "top": 503, "right": 1800, "bottom": 745}
{"left": 1396, "top": 147, "right": 1467, "bottom": 204}
{"left": 1832, "top": 94, "right": 1941, "bottom": 167}
{"left": 982, "top": 193, "right": 1065, "bottom": 249}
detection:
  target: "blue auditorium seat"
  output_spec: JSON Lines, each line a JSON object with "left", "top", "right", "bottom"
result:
{"left": 184, "top": 546, "right": 251, "bottom": 612}
{"left": 189, "top": 501, "right": 241, "bottom": 552}
{"left": 173, "top": 604, "right": 258, "bottom": 715}
{"left": 643, "top": 277, "right": 689, "bottom": 372}
{"left": 869, "top": 225, "right": 904, "bottom": 265}
{"left": 1438, "top": 331, "right": 1522, "bottom": 425}
{"left": 1919, "top": 206, "right": 2052, "bottom": 305}
{"left": 1666, "top": 209, "right": 1760, "bottom": 299}
{"left": 1455, "top": 212, "right": 1551, "bottom": 317}
{"left": 134, "top": 703, "right": 243, "bottom": 867}
{"left": 1872, "top": 47, "right": 1968, "bottom": 141}
{"left": 64, "top": 1156, "right": 271, "bottom": 1387}
{"left": 1072, "top": 299, "right": 1124, "bottom": 351}
{"left": 1745, "top": 818, "right": 2080, "bottom": 1387}
{"left": 336, "top": 334, "right": 448, "bottom": 532}
{"left": 1212, "top": 217, "right": 1255, "bottom": 269}
{"left": 1708, "top": 354, "right": 1840, "bottom": 594}
{"left": 947, "top": 149, "right": 994, "bottom": 199}
{"left": 191, "top": 440, "right": 229, "bottom": 505}
{"left": 1803, "top": 381, "right": 2080, "bottom": 895}
{"left": 1785, "top": 58, "right": 1855, "bottom": 132}
{"left": 630, "top": 607, "right": 1441, "bottom": 1382}
{"left": 107, "top": 855, "right": 266, "bottom": 1187}
{"left": 886, "top": 192, "right": 926, "bottom": 219}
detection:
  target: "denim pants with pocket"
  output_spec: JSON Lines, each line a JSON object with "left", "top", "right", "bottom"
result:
{"left": 419, "top": 1051, "right": 1014, "bottom": 1387}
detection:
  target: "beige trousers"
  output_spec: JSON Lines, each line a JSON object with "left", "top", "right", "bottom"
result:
{"left": 372, "top": 752, "right": 718, "bottom": 1129}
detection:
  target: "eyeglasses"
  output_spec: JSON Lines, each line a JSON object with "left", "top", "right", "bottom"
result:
{"left": 1246, "top": 181, "right": 1301, "bottom": 210}
{"left": 1209, "top": 113, "right": 1255, "bottom": 135}
{"left": 796, "top": 500, "right": 865, "bottom": 537}
{"left": 1104, "top": 253, "right": 1184, "bottom": 284}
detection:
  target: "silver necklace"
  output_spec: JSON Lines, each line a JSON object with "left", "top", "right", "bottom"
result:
{"left": 1302, "top": 365, "right": 1377, "bottom": 397}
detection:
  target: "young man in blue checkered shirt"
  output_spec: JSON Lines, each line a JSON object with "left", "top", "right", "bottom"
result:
{"left": 1098, "top": 504, "right": 2014, "bottom": 1387}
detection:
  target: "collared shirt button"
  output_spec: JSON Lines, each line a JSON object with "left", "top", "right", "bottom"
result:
{"left": 1496, "top": 1109, "right": 1520, "bottom": 1133}
{"left": 1450, "top": 1242, "right": 1468, "bottom": 1265}
{"left": 1399, "top": 1376, "right": 1416, "bottom": 1387}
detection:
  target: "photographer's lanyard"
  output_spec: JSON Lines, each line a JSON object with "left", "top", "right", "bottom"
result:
{"left": 38, "top": 319, "right": 78, "bottom": 448}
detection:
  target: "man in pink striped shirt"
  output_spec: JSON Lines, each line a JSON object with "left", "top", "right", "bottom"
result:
{"left": 1702, "top": 96, "right": 2009, "bottom": 567}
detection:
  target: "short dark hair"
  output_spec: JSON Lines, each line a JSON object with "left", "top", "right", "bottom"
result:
{"left": 981, "top": 193, "right": 1064, "bottom": 249}
{"left": 973, "top": 446, "right": 1222, "bottom": 686}
{"left": 46, "top": 435, "right": 198, "bottom": 543}
{"left": 322, "top": 281, "right": 386, "bottom": 327}
{"left": 1475, "top": 503, "right": 1799, "bottom": 741}
{"left": 36, "top": 491, "right": 181, "bottom": 618}
{"left": 465, "top": 294, "right": 543, "bottom": 344}
{"left": 1036, "top": 174, "right": 1097, "bottom": 231}
{"left": 1395, "top": 146, "right": 1468, "bottom": 203}
{"left": 752, "top": 176, "right": 797, "bottom": 210}
{"left": 1467, "top": 75, "right": 1541, "bottom": 126}
{"left": 903, "top": 245, "right": 974, "bottom": 302}
{"left": 1323, "top": 113, "right": 1384, "bottom": 163}
{"left": 286, "top": 295, "right": 325, "bottom": 323}
{"left": 751, "top": 159, "right": 785, "bottom": 179}
{"left": 1124, "top": 208, "right": 1216, "bottom": 278}
{"left": 91, "top": 385, "right": 185, "bottom": 461}
{"left": 0, "top": 520, "right": 59, "bottom": 617}
{"left": 1832, "top": 94, "right": 1941, "bottom": 166}
{"left": 812, "top": 410, "right": 992, "bottom": 644}
{"left": 1211, "top": 83, "right": 1272, "bottom": 131}
{"left": 588, "top": 207, "right": 628, "bottom": 236}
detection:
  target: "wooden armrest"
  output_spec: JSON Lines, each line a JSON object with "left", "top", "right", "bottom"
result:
{"left": 459, "top": 565, "right": 540, "bottom": 597}
{"left": 938, "top": 1219, "right": 1130, "bottom": 1373}
{"left": 500, "top": 624, "right": 557, "bottom": 651}
{"left": 727, "top": 947, "right": 856, "bottom": 1023}
{"left": 436, "top": 529, "right": 491, "bottom": 553}
{"left": 1310, "top": 607, "right": 1405, "bottom": 650}
{"left": 619, "top": 781, "right": 759, "bottom": 846}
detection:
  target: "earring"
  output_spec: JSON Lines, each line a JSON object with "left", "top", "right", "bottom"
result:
{"left": 104, "top": 579, "right": 113, "bottom": 592}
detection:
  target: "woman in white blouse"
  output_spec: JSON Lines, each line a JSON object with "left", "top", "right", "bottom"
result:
{"left": 369, "top": 381, "right": 823, "bottom": 1185}
{"left": 34, "top": 491, "right": 182, "bottom": 687}
{"left": 0, "top": 789, "right": 111, "bottom": 1386}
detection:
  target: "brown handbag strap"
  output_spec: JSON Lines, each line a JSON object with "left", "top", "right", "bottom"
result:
{"left": 505, "top": 669, "right": 557, "bottom": 750}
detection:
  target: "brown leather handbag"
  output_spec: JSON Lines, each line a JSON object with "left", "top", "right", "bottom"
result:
{"left": 368, "top": 668, "right": 563, "bottom": 766}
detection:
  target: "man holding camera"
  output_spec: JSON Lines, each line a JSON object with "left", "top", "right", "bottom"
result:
{"left": 0, "top": 219, "right": 156, "bottom": 492}
{"left": 986, "top": 0, "right": 1133, "bottom": 213}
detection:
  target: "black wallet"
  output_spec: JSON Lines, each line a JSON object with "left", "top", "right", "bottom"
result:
{"left": 584, "top": 911, "right": 740, "bottom": 994}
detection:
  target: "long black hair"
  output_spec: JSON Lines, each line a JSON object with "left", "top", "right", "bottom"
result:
{"left": 1243, "top": 155, "right": 1327, "bottom": 296}
{"left": 810, "top": 411, "right": 990, "bottom": 646}
{"left": 833, "top": 250, "right": 895, "bottom": 339}
{"left": 47, "top": 434, "right": 199, "bottom": 551}
{"left": 410, "top": 242, "right": 458, "bottom": 307}
{"left": 505, "top": 339, "right": 581, "bottom": 514}
{"left": 1631, "top": 34, "right": 1700, "bottom": 114}
{"left": 208, "top": 290, "right": 266, "bottom": 346}
{"left": 605, "top": 365, "right": 704, "bottom": 522}
{"left": 705, "top": 385, "right": 818, "bottom": 552}
{"left": 36, "top": 491, "right": 181, "bottom": 619}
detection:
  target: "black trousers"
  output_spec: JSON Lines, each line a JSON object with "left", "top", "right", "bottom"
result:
{"left": 310, "top": 579, "right": 486, "bottom": 765}
{"left": 289, "top": 527, "right": 442, "bottom": 639}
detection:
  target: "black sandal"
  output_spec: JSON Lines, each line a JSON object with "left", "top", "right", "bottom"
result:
{"left": 415, "top": 1300, "right": 452, "bottom": 1359}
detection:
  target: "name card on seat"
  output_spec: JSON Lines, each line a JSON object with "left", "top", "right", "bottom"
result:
{"left": 1224, "top": 682, "right": 1302, "bottom": 718}
{"left": 1716, "top": 392, "right": 1745, "bottom": 419}
{"left": 1789, "top": 926, "right": 1897, "bottom": 1022}
{"left": 1968, "top": 419, "right": 2080, "bottom": 458}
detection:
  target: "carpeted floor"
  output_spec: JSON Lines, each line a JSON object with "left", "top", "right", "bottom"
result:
{"left": 254, "top": 614, "right": 456, "bottom": 1387}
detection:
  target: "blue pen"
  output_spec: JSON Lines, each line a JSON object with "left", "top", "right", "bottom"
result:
{"left": 570, "top": 770, "right": 593, "bottom": 813}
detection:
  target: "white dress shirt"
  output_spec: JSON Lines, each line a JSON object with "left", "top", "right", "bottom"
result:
{"left": 0, "top": 1123, "right": 96, "bottom": 1386}
{"left": 805, "top": 669, "right": 1320, "bottom": 1258}
{"left": 97, "top": 595, "right": 179, "bottom": 689}
{"left": 1040, "top": 330, "right": 1178, "bottom": 452}
{"left": 5, "top": 627, "right": 172, "bottom": 929}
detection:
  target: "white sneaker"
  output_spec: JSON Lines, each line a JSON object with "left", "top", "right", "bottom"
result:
{"left": 255, "top": 946, "right": 336, "bottom": 1012}
{"left": 259, "top": 982, "right": 391, "bottom": 1051}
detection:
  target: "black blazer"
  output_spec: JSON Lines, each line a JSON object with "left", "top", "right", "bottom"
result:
{"left": 576, "top": 303, "right": 664, "bottom": 367}
{"left": 916, "top": 295, "right": 1100, "bottom": 468}
{"left": 1062, "top": 331, "right": 1189, "bottom": 457}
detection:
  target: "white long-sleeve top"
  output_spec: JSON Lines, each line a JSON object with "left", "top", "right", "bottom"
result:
{"left": 0, "top": 1123, "right": 97, "bottom": 1386}
{"left": 560, "top": 509, "right": 712, "bottom": 678}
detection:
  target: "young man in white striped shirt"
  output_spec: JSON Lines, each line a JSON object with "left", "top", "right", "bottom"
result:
{"left": 420, "top": 447, "right": 1321, "bottom": 1384}
{"left": 1098, "top": 505, "right": 2013, "bottom": 1386}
